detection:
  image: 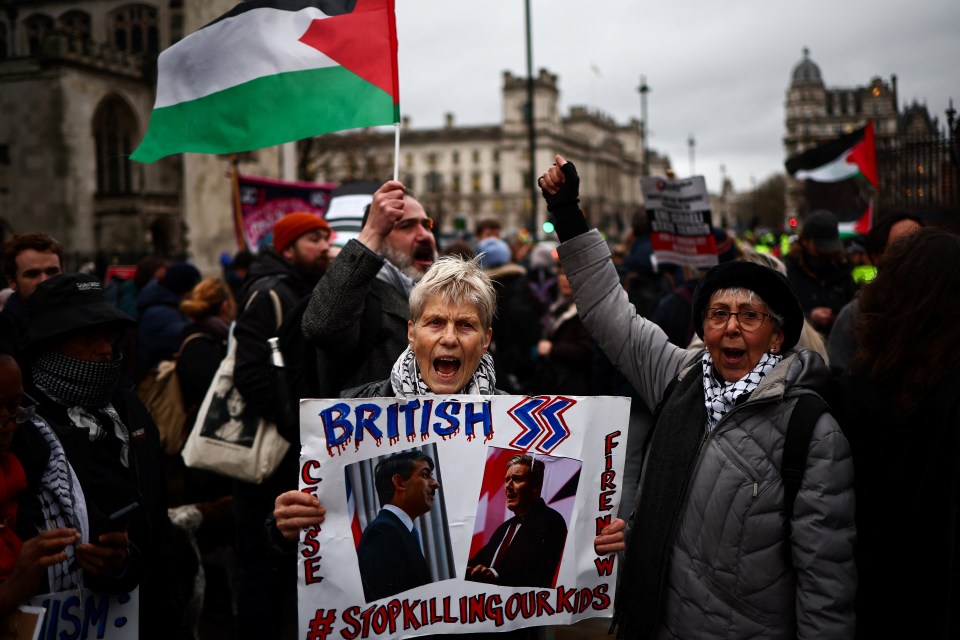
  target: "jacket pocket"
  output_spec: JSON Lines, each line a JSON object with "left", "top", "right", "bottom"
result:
{"left": 714, "top": 437, "right": 759, "bottom": 484}
{"left": 701, "top": 570, "right": 780, "bottom": 628}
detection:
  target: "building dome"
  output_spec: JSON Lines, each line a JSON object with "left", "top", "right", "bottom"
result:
{"left": 791, "top": 47, "right": 823, "bottom": 85}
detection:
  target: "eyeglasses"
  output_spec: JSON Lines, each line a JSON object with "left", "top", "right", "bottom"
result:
{"left": 394, "top": 217, "right": 435, "bottom": 233}
{"left": 1, "top": 399, "right": 36, "bottom": 428}
{"left": 704, "top": 308, "right": 771, "bottom": 332}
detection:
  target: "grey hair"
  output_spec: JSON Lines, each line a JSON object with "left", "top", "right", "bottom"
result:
{"left": 408, "top": 254, "right": 496, "bottom": 331}
{"left": 710, "top": 287, "right": 785, "bottom": 330}
{"left": 739, "top": 249, "right": 788, "bottom": 276}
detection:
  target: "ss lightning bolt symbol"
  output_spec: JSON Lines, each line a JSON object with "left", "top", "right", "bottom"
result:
{"left": 507, "top": 396, "right": 575, "bottom": 454}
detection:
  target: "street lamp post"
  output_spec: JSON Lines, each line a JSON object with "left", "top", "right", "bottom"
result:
{"left": 688, "top": 134, "right": 696, "bottom": 177}
{"left": 638, "top": 75, "right": 650, "bottom": 176}
{"left": 525, "top": 0, "right": 537, "bottom": 239}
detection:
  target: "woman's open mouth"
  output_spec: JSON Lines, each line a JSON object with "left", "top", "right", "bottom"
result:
{"left": 434, "top": 356, "right": 461, "bottom": 379}
{"left": 721, "top": 348, "right": 746, "bottom": 365}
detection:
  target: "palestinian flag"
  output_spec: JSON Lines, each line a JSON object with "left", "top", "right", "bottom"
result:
{"left": 838, "top": 203, "right": 873, "bottom": 238}
{"left": 785, "top": 120, "right": 878, "bottom": 188}
{"left": 131, "top": 0, "right": 399, "bottom": 163}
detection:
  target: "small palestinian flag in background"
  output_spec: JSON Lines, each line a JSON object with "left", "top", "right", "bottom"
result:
{"left": 785, "top": 120, "right": 878, "bottom": 188}
{"left": 132, "top": 0, "right": 399, "bottom": 163}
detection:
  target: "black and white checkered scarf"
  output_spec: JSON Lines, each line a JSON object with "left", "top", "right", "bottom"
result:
{"left": 32, "top": 352, "right": 121, "bottom": 410}
{"left": 701, "top": 351, "right": 782, "bottom": 431}
{"left": 30, "top": 416, "right": 88, "bottom": 591}
{"left": 390, "top": 347, "right": 497, "bottom": 397}
{"left": 32, "top": 352, "right": 131, "bottom": 466}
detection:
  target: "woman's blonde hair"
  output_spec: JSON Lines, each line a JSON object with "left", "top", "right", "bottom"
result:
{"left": 181, "top": 277, "right": 231, "bottom": 321}
{"left": 408, "top": 255, "right": 496, "bottom": 331}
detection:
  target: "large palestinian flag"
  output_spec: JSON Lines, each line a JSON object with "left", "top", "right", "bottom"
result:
{"left": 131, "top": 0, "right": 399, "bottom": 163}
{"left": 785, "top": 120, "right": 878, "bottom": 188}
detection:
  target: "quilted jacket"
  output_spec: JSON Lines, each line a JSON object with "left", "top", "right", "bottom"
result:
{"left": 559, "top": 230, "right": 856, "bottom": 639}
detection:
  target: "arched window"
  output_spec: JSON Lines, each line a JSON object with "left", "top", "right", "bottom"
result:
{"left": 93, "top": 96, "right": 138, "bottom": 195}
{"left": 150, "top": 217, "right": 174, "bottom": 257}
{"left": 23, "top": 14, "right": 54, "bottom": 56}
{"left": 0, "top": 21, "right": 8, "bottom": 59}
{"left": 59, "top": 10, "right": 92, "bottom": 41}
{"left": 110, "top": 4, "right": 159, "bottom": 55}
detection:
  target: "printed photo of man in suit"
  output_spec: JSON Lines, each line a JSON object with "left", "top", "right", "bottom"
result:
{"left": 467, "top": 454, "right": 568, "bottom": 588}
{"left": 357, "top": 449, "right": 440, "bottom": 602}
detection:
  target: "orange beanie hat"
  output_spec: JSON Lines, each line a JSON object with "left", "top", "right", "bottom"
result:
{"left": 273, "top": 212, "right": 331, "bottom": 252}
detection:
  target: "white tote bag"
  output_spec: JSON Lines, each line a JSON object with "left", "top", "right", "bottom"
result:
{"left": 181, "top": 290, "right": 290, "bottom": 484}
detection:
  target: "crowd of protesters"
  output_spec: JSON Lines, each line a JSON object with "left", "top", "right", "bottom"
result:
{"left": 0, "top": 166, "right": 957, "bottom": 639}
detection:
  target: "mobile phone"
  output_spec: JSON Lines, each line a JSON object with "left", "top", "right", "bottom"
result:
{"left": 98, "top": 502, "right": 141, "bottom": 535}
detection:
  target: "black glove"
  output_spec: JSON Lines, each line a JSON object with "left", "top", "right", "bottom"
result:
{"left": 540, "top": 161, "right": 588, "bottom": 242}
{"left": 541, "top": 161, "right": 580, "bottom": 211}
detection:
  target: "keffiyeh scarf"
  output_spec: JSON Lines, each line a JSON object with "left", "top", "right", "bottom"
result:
{"left": 390, "top": 347, "right": 497, "bottom": 397}
{"left": 31, "top": 416, "right": 88, "bottom": 591}
{"left": 701, "top": 351, "right": 782, "bottom": 431}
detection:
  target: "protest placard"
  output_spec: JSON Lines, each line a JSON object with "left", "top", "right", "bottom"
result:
{"left": 296, "top": 394, "right": 629, "bottom": 639}
{"left": 27, "top": 587, "right": 138, "bottom": 640}
{"left": 641, "top": 175, "right": 718, "bottom": 268}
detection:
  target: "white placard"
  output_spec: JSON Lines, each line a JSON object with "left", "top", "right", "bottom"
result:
{"left": 296, "top": 394, "right": 630, "bottom": 639}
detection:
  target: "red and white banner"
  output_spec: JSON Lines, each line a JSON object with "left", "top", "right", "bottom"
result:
{"left": 642, "top": 175, "right": 717, "bottom": 268}
{"left": 235, "top": 173, "right": 335, "bottom": 252}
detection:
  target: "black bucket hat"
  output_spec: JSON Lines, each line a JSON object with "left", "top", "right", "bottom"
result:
{"left": 692, "top": 261, "right": 804, "bottom": 351}
{"left": 23, "top": 273, "right": 134, "bottom": 352}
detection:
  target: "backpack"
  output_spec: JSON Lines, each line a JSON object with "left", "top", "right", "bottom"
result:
{"left": 136, "top": 332, "right": 207, "bottom": 455}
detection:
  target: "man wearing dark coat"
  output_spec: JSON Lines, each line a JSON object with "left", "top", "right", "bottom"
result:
{"left": 302, "top": 180, "right": 437, "bottom": 397}
{"left": 232, "top": 212, "right": 333, "bottom": 640}
{"left": 467, "top": 454, "right": 567, "bottom": 588}
{"left": 357, "top": 449, "right": 440, "bottom": 602}
{"left": 1, "top": 232, "right": 63, "bottom": 355}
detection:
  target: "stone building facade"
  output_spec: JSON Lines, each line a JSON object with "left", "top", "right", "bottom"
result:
{"left": 1, "top": 3, "right": 671, "bottom": 272}
{"left": 0, "top": 0, "right": 292, "bottom": 274}
{"left": 300, "top": 68, "right": 671, "bottom": 241}
{"left": 782, "top": 48, "right": 956, "bottom": 225}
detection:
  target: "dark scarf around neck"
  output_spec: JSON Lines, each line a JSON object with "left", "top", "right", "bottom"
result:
{"left": 613, "top": 370, "right": 706, "bottom": 640}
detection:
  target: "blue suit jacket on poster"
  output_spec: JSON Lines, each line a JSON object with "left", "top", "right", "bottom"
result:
{"left": 357, "top": 508, "right": 432, "bottom": 602}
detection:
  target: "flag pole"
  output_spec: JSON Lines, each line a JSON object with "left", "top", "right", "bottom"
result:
{"left": 393, "top": 122, "right": 400, "bottom": 182}
{"left": 230, "top": 157, "right": 246, "bottom": 250}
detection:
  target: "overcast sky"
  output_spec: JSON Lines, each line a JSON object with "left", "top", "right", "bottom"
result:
{"left": 391, "top": 0, "right": 959, "bottom": 193}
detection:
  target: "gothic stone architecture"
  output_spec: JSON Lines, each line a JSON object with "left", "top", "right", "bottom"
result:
{"left": 299, "top": 68, "right": 670, "bottom": 242}
{"left": 0, "top": 0, "right": 292, "bottom": 274}
{"left": 783, "top": 48, "right": 955, "bottom": 227}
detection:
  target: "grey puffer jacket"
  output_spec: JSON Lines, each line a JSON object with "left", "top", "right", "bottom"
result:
{"left": 559, "top": 230, "right": 856, "bottom": 639}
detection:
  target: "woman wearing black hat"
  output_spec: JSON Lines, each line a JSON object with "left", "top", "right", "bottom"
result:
{"left": 539, "top": 157, "right": 855, "bottom": 640}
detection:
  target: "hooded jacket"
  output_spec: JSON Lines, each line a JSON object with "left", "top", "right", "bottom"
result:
{"left": 136, "top": 279, "right": 189, "bottom": 371}
{"left": 559, "top": 230, "right": 856, "bottom": 639}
